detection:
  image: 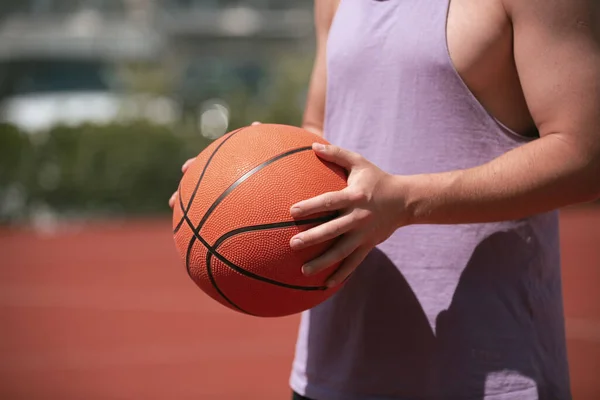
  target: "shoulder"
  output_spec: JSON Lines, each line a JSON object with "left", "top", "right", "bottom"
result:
{"left": 502, "top": 0, "right": 598, "bottom": 29}
{"left": 314, "top": 0, "right": 341, "bottom": 36}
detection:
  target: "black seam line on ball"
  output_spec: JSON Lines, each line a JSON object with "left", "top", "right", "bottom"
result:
{"left": 182, "top": 145, "right": 326, "bottom": 312}
{"left": 173, "top": 126, "right": 246, "bottom": 234}
{"left": 206, "top": 215, "right": 338, "bottom": 294}
{"left": 183, "top": 224, "right": 253, "bottom": 314}
{"left": 213, "top": 215, "right": 337, "bottom": 249}
{"left": 190, "top": 218, "right": 329, "bottom": 292}
{"left": 181, "top": 145, "right": 313, "bottom": 274}
{"left": 201, "top": 217, "right": 335, "bottom": 314}
{"left": 194, "top": 146, "right": 313, "bottom": 233}
{"left": 205, "top": 249, "right": 253, "bottom": 315}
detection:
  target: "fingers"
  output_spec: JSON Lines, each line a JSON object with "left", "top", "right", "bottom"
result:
{"left": 168, "top": 191, "right": 177, "bottom": 209}
{"left": 302, "top": 233, "right": 363, "bottom": 276}
{"left": 170, "top": 157, "right": 195, "bottom": 208}
{"left": 291, "top": 188, "right": 363, "bottom": 218}
{"left": 312, "top": 143, "right": 362, "bottom": 169}
{"left": 182, "top": 158, "right": 195, "bottom": 173}
{"left": 290, "top": 212, "right": 357, "bottom": 250}
{"left": 325, "top": 246, "right": 371, "bottom": 287}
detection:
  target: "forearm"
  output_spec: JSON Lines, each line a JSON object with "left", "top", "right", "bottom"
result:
{"left": 302, "top": 124, "right": 324, "bottom": 137}
{"left": 404, "top": 133, "right": 600, "bottom": 225}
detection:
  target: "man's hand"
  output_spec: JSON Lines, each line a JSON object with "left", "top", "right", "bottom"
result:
{"left": 289, "top": 143, "right": 408, "bottom": 287}
{"left": 168, "top": 157, "right": 195, "bottom": 209}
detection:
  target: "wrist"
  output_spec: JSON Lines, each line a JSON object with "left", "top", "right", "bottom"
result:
{"left": 385, "top": 173, "right": 422, "bottom": 228}
{"left": 402, "top": 174, "right": 427, "bottom": 226}
{"left": 402, "top": 171, "right": 460, "bottom": 226}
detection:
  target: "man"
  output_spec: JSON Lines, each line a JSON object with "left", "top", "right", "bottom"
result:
{"left": 171, "top": 0, "right": 600, "bottom": 398}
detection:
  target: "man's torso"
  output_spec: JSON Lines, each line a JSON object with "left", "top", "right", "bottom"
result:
{"left": 290, "top": 1, "right": 571, "bottom": 399}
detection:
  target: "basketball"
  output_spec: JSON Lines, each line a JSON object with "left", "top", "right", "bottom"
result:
{"left": 172, "top": 124, "right": 348, "bottom": 317}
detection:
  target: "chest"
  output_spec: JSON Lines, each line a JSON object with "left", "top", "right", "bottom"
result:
{"left": 328, "top": 0, "right": 533, "bottom": 136}
{"left": 330, "top": 0, "right": 509, "bottom": 77}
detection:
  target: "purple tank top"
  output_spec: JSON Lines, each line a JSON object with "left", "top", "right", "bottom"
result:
{"left": 289, "top": 1, "right": 571, "bottom": 399}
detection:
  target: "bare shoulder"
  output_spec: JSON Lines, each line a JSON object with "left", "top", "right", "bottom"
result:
{"left": 502, "top": 0, "right": 599, "bottom": 34}
{"left": 314, "top": 0, "right": 341, "bottom": 35}
{"left": 502, "top": 0, "right": 600, "bottom": 147}
{"left": 302, "top": 0, "right": 341, "bottom": 136}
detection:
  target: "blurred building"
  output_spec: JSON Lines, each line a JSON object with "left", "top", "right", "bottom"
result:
{"left": 0, "top": 0, "right": 315, "bottom": 133}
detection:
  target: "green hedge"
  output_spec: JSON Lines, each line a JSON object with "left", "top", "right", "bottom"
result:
{"left": 0, "top": 122, "right": 214, "bottom": 224}
{"left": 0, "top": 53, "right": 316, "bottom": 225}
{"left": 2, "top": 118, "right": 597, "bottom": 226}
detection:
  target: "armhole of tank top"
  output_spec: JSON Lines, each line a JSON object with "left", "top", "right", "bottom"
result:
{"left": 442, "top": 0, "right": 536, "bottom": 144}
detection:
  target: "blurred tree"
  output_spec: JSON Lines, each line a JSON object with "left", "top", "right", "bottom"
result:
{"left": 0, "top": 49, "right": 316, "bottom": 225}
{"left": 117, "top": 62, "right": 174, "bottom": 96}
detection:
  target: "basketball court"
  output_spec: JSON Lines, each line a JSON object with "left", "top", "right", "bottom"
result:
{"left": 1, "top": 206, "right": 598, "bottom": 399}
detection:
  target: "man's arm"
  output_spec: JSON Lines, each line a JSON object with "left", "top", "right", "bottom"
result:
{"left": 301, "top": 0, "right": 337, "bottom": 137}
{"left": 405, "top": 0, "right": 600, "bottom": 225}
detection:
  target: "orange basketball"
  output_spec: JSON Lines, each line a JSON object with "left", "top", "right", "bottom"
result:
{"left": 172, "top": 124, "right": 348, "bottom": 317}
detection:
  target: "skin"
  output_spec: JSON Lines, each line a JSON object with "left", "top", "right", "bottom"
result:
{"left": 170, "top": 0, "right": 600, "bottom": 288}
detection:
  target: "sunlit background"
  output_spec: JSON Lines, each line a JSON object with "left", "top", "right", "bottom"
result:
{"left": 0, "top": 0, "right": 315, "bottom": 228}
{"left": 0, "top": 1, "right": 598, "bottom": 399}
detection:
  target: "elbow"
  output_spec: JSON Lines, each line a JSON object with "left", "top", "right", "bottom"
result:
{"left": 591, "top": 153, "right": 600, "bottom": 201}
{"left": 574, "top": 182, "right": 599, "bottom": 206}
{"left": 587, "top": 186, "right": 600, "bottom": 203}
{"left": 594, "top": 177, "right": 600, "bottom": 201}
{"left": 582, "top": 156, "right": 600, "bottom": 203}
{"left": 591, "top": 180, "right": 600, "bottom": 203}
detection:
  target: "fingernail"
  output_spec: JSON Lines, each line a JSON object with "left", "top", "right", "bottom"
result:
{"left": 313, "top": 143, "right": 325, "bottom": 151}
{"left": 290, "top": 206, "right": 302, "bottom": 217}
{"left": 302, "top": 264, "right": 314, "bottom": 275}
{"left": 290, "top": 237, "right": 304, "bottom": 249}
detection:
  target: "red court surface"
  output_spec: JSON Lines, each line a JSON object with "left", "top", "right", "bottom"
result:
{"left": 1, "top": 207, "right": 599, "bottom": 399}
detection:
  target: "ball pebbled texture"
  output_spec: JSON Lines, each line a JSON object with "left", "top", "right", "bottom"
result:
{"left": 172, "top": 124, "right": 348, "bottom": 317}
